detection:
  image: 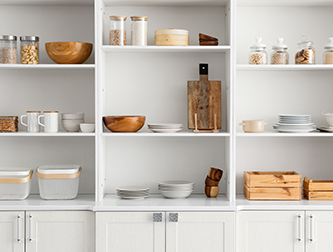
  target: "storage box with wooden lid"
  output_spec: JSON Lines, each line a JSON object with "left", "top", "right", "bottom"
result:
{"left": 155, "top": 28, "right": 189, "bottom": 46}
{"left": 0, "top": 116, "right": 18, "bottom": 132}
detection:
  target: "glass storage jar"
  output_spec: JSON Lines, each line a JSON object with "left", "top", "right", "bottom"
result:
{"left": 295, "top": 35, "right": 315, "bottom": 64}
{"left": 323, "top": 37, "right": 333, "bottom": 64}
{"left": 20, "top": 36, "right": 39, "bottom": 64}
{"left": 131, "top": 16, "right": 148, "bottom": 46}
{"left": 109, "top": 15, "right": 127, "bottom": 46}
{"left": 271, "top": 38, "right": 289, "bottom": 64}
{"left": 249, "top": 37, "right": 267, "bottom": 64}
{"left": 0, "top": 35, "right": 17, "bottom": 64}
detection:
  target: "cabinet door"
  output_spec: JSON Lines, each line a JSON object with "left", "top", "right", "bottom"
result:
{"left": 96, "top": 212, "right": 165, "bottom": 252}
{"left": 0, "top": 211, "right": 24, "bottom": 252}
{"left": 306, "top": 211, "right": 333, "bottom": 252}
{"left": 237, "top": 211, "right": 304, "bottom": 252}
{"left": 166, "top": 212, "right": 235, "bottom": 252}
{"left": 25, "top": 211, "right": 94, "bottom": 252}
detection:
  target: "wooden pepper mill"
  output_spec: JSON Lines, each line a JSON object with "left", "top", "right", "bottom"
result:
{"left": 205, "top": 167, "right": 223, "bottom": 198}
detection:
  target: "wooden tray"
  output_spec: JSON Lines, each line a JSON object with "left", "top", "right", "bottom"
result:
{"left": 304, "top": 177, "right": 333, "bottom": 200}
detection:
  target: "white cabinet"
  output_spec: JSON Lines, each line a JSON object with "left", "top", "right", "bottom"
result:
{"left": 237, "top": 211, "right": 304, "bottom": 252}
{"left": 96, "top": 211, "right": 235, "bottom": 252}
{"left": 0, "top": 211, "right": 24, "bottom": 252}
{"left": 0, "top": 211, "right": 94, "bottom": 252}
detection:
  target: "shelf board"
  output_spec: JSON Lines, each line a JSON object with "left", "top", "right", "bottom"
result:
{"left": 237, "top": 64, "right": 333, "bottom": 71}
{"left": 102, "top": 0, "right": 229, "bottom": 7}
{"left": 0, "top": 131, "right": 95, "bottom": 137}
{"left": 102, "top": 45, "right": 231, "bottom": 53}
{"left": 0, "top": 64, "right": 95, "bottom": 70}
{"left": 237, "top": 0, "right": 333, "bottom": 7}
{"left": 102, "top": 131, "right": 230, "bottom": 137}
{"left": 0, "top": 0, "right": 93, "bottom": 6}
{"left": 237, "top": 131, "right": 333, "bottom": 137}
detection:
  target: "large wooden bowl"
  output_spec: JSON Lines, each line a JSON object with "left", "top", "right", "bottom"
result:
{"left": 103, "top": 116, "right": 146, "bottom": 133}
{"left": 45, "top": 42, "right": 93, "bottom": 64}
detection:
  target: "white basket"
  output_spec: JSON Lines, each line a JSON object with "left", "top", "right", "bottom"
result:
{"left": 0, "top": 168, "right": 33, "bottom": 200}
{"left": 36, "top": 165, "right": 81, "bottom": 200}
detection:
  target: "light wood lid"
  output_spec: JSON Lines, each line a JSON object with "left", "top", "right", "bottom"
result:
{"left": 131, "top": 16, "right": 148, "bottom": 21}
{"left": 44, "top": 111, "right": 58, "bottom": 113}
{"left": 109, "top": 15, "right": 127, "bottom": 21}
{"left": 27, "top": 111, "right": 41, "bottom": 113}
{"left": 155, "top": 28, "right": 189, "bottom": 36}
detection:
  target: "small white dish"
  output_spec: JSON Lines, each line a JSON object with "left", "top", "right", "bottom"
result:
{"left": 80, "top": 123, "right": 95, "bottom": 133}
{"left": 149, "top": 128, "right": 182, "bottom": 133}
{"left": 159, "top": 190, "right": 193, "bottom": 199}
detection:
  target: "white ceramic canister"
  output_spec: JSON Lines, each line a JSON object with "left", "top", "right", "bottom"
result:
{"left": 20, "top": 111, "right": 41, "bottom": 132}
{"left": 38, "top": 111, "right": 58, "bottom": 133}
{"left": 239, "top": 120, "right": 267, "bottom": 133}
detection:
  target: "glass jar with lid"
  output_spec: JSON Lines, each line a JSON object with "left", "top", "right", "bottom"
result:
{"left": 249, "top": 37, "right": 267, "bottom": 64}
{"left": 20, "top": 36, "right": 39, "bottom": 64}
{"left": 323, "top": 37, "right": 333, "bottom": 64}
{"left": 295, "top": 35, "right": 315, "bottom": 64}
{"left": 0, "top": 35, "right": 17, "bottom": 64}
{"left": 271, "top": 38, "right": 289, "bottom": 64}
{"left": 131, "top": 16, "right": 148, "bottom": 46}
{"left": 109, "top": 15, "right": 127, "bottom": 46}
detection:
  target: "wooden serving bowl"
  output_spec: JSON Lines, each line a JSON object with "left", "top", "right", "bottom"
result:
{"left": 45, "top": 42, "right": 93, "bottom": 64}
{"left": 103, "top": 116, "right": 146, "bottom": 133}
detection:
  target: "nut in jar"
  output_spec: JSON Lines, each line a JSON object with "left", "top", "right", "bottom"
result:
{"left": 295, "top": 35, "right": 315, "bottom": 64}
{"left": 20, "top": 36, "right": 39, "bottom": 64}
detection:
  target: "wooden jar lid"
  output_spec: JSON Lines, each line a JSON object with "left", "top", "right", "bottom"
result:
{"left": 109, "top": 15, "right": 127, "bottom": 21}
{"left": 131, "top": 16, "right": 148, "bottom": 21}
{"left": 155, "top": 28, "right": 189, "bottom": 36}
{"left": 44, "top": 111, "right": 58, "bottom": 113}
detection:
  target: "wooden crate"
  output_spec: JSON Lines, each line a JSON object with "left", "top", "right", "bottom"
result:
{"left": 304, "top": 177, "right": 333, "bottom": 200}
{"left": 244, "top": 171, "right": 302, "bottom": 200}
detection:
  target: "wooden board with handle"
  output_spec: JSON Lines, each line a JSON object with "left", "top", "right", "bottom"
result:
{"left": 187, "top": 63, "right": 221, "bottom": 129}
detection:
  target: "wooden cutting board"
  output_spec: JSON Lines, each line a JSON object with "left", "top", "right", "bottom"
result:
{"left": 187, "top": 64, "right": 221, "bottom": 130}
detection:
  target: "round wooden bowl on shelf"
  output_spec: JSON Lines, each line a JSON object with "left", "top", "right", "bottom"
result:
{"left": 45, "top": 42, "right": 93, "bottom": 64}
{"left": 103, "top": 116, "right": 146, "bottom": 133}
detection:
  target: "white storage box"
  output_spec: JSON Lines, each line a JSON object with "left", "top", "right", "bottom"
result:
{"left": 0, "top": 168, "right": 33, "bottom": 200}
{"left": 36, "top": 165, "right": 81, "bottom": 200}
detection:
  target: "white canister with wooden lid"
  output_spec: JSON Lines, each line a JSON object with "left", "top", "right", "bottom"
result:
{"left": 155, "top": 28, "right": 189, "bottom": 46}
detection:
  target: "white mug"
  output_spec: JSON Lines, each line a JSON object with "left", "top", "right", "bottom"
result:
{"left": 38, "top": 111, "right": 58, "bottom": 133}
{"left": 20, "top": 111, "right": 41, "bottom": 132}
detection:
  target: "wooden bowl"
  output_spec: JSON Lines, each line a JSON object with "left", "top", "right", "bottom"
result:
{"left": 45, "top": 42, "right": 93, "bottom": 64}
{"left": 103, "top": 116, "right": 146, "bottom": 133}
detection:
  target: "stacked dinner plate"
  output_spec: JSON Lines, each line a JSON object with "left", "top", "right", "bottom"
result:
{"left": 116, "top": 186, "right": 149, "bottom": 199}
{"left": 158, "top": 180, "right": 194, "bottom": 199}
{"left": 273, "top": 114, "right": 316, "bottom": 133}
{"left": 148, "top": 123, "right": 183, "bottom": 133}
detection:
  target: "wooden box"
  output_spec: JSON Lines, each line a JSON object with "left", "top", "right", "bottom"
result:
{"left": 304, "top": 177, "right": 333, "bottom": 200}
{"left": 155, "top": 29, "right": 189, "bottom": 46}
{"left": 0, "top": 116, "right": 18, "bottom": 132}
{"left": 244, "top": 171, "right": 302, "bottom": 200}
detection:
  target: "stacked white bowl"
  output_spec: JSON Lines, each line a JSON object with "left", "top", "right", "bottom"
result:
{"left": 61, "top": 113, "right": 84, "bottom": 132}
{"left": 158, "top": 180, "right": 194, "bottom": 199}
{"left": 148, "top": 123, "right": 183, "bottom": 133}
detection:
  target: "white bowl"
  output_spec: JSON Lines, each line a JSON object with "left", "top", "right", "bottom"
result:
{"left": 80, "top": 123, "right": 95, "bottom": 133}
{"left": 159, "top": 190, "right": 193, "bottom": 199}
{"left": 61, "top": 113, "right": 84, "bottom": 120}
{"left": 62, "top": 119, "right": 84, "bottom": 132}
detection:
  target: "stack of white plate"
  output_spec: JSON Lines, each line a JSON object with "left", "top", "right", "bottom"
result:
{"left": 148, "top": 123, "right": 183, "bottom": 133}
{"left": 116, "top": 186, "right": 149, "bottom": 199}
{"left": 273, "top": 114, "right": 316, "bottom": 133}
{"left": 158, "top": 180, "right": 194, "bottom": 199}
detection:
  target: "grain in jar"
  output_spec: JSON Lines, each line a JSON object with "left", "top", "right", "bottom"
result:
{"left": 20, "top": 36, "right": 39, "bottom": 64}
{"left": 109, "top": 15, "right": 127, "bottom": 46}
{"left": 295, "top": 35, "right": 315, "bottom": 64}
{"left": 271, "top": 38, "right": 289, "bottom": 64}
{"left": 131, "top": 16, "right": 148, "bottom": 46}
{"left": 249, "top": 37, "right": 267, "bottom": 65}
{"left": 323, "top": 37, "right": 333, "bottom": 64}
{"left": 0, "top": 35, "right": 17, "bottom": 64}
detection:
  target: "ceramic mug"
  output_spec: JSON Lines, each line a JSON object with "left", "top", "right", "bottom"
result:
{"left": 322, "top": 112, "right": 333, "bottom": 128}
{"left": 38, "top": 111, "right": 58, "bottom": 133}
{"left": 20, "top": 111, "right": 41, "bottom": 132}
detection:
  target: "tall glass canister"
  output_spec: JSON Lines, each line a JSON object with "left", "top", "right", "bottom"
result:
{"left": 20, "top": 36, "right": 39, "bottom": 64}
{"left": 0, "top": 35, "right": 17, "bottom": 64}
{"left": 109, "top": 15, "right": 127, "bottom": 46}
{"left": 131, "top": 16, "right": 148, "bottom": 46}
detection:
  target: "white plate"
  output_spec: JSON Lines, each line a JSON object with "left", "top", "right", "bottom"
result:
{"left": 275, "top": 128, "right": 316, "bottom": 133}
{"left": 118, "top": 195, "right": 149, "bottom": 199}
{"left": 276, "top": 122, "right": 314, "bottom": 126}
{"left": 317, "top": 127, "right": 333, "bottom": 132}
{"left": 117, "top": 186, "right": 149, "bottom": 191}
{"left": 148, "top": 123, "right": 183, "bottom": 129}
{"left": 149, "top": 128, "right": 182, "bottom": 133}
{"left": 279, "top": 114, "right": 311, "bottom": 117}
{"left": 159, "top": 180, "right": 194, "bottom": 186}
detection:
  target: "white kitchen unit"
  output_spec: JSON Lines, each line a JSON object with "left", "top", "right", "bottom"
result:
{"left": 96, "top": 211, "right": 235, "bottom": 252}
{"left": 0, "top": 211, "right": 24, "bottom": 252}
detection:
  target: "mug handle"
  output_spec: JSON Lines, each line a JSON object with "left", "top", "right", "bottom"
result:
{"left": 20, "top": 115, "right": 28, "bottom": 127}
{"left": 38, "top": 115, "right": 45, "bottom": 127}
{"left": 239, "top": 122, "right": 246, "bottom": 126}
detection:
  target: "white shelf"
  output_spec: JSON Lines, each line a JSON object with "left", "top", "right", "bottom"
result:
{"left": 237, "top": 64, "right": 333, "bottom": 71}
{"left": 102, "top": 45, "right": 231, "bottom": 53}
{"left": 0, "top": 131, "right": 95, "bottom": 137}
{"left": 237, "top": 131, "right": 333, "bottom": 137}
{"left": 0, "top": 0, "right": 94, "bottom": 6}
{"left": 0, "top": 64, "right": 95, "bottom": 70}
{"left": 102, "top": 131, "right": 230, "bottom": 137}
{"left": 237, "top": 0, "right": 333, "bottom": 7}
{"left": 102, "top": 0, "right": 229, "bottom": 7}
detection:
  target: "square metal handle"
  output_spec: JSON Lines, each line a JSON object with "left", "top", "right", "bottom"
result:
{"left": 153, "top": 213, "right": 162, "bottom": 222}
{"left": 169, "top": 213, "right": 178, "bottom": 222}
